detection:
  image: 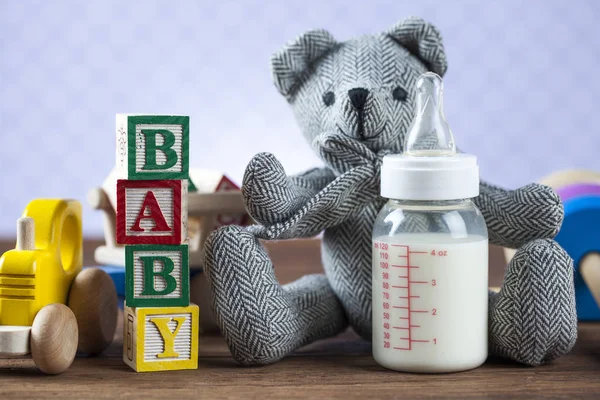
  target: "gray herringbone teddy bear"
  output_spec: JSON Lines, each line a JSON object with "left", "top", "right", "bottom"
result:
{"left": 205, "top": 17, "right": 577, "bottom": 366}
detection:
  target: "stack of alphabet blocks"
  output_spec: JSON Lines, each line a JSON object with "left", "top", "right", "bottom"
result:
{"left": 114, "top": 114, "right": 199, "bottom": 372}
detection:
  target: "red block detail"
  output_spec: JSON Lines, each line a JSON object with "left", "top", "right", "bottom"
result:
{"left": 129, "top": 191, "right": 171, "bottom": 232}
{"left": 116, "top": 179, "right": 183, "bottom": 245}
{"left": 214, "top": 175, "right": 249, "bottom": 228}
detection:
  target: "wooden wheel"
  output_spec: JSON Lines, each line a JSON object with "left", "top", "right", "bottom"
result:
{"left": 31, "top": 303, "right": 78, "bottom": 374}
{"left": 68, "top": 267, "right": 118, "bottom": 355}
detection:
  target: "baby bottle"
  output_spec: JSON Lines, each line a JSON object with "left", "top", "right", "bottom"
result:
{"left": 372, "top": 72, "right": 488, "bottom": 373}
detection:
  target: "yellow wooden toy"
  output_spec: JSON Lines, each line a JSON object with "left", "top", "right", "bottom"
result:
{"left": 0, "top": 199, "right": 82, "bottom": 326}
{"left": 123, "top": 303, "right": 199, "bottom": 372}
{"left": 0, "top": 199, "right": 118, "bottom": 374}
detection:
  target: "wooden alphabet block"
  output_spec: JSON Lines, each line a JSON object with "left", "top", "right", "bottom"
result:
{"left": 116, "top": 114, "right": 190, "bottom": 181}
{"left": 123, "top": 304, "right": 199, "bottom": 372}
{"left": 116, "top": 179, "right": 188, "bottom": 245}
{"left": 125, "top": 244, "right": 189, "bottom": 307}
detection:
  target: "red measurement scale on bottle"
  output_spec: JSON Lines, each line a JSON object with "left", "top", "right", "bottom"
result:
{"left": 372, "top": 234, "right": 488, "bottom": 372}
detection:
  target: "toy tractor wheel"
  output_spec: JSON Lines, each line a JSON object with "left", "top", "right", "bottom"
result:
{"left": 68, "top": 267, "right": 118, "bottom": 355}
{"left": 31, "top": 303, "right": 78, "bottom": 374}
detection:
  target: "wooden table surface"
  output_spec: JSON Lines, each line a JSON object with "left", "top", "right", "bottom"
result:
{"left": 0, "top": 239, "right": 599, "bottom": 399}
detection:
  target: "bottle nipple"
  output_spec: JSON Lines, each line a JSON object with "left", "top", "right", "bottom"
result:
{"left": 405, "top": 72, "right": 456, "bottom": 157}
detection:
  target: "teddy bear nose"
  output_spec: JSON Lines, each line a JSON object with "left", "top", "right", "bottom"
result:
{"left": 348, "top": 88, "right": 369, "bottom": 111}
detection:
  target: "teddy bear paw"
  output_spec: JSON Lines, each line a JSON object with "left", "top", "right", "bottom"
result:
{"left": 242, "top": 152, "right": 314, "bottom": 225}
{"left": 488, "top": 239, "right": 577, "bottom": 366}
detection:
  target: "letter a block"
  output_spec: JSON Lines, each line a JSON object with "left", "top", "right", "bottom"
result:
{"left": 116, "top": 179, "right": 188, "bottom": 245}
{"left": 123, "top": 304, "right": 199, "bottom": 372}
{"left": 116, "top": 114, "right": 189, "bottom": 180}
{"left": 125, "top": 244, "right": 189, "bottom": 307}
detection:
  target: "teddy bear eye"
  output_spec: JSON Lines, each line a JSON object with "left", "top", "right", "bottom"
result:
{"left": 323, "top": 91, "right": 335, "bottom": 106}
{"left": 392, "top": 86, "right": 408, "bottom": 102}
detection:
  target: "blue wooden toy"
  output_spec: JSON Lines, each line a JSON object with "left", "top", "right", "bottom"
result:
{"left": 555, "top": 194, "right": 600, "bottom": 320}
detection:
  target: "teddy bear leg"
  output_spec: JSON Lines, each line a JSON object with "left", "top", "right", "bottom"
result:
{"left": 488, "top": 239, "right": 577, "bottom": 366}
{"left": 204, "top": 225, "right": 348, "bottom": 365}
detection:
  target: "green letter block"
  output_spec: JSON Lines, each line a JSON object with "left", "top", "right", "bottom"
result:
{"left": 141, "top": 129, "right": 178, "bottom": 171}
{"left": 115, "top": 114, "right": 190, "bottom": 181}
{"left": 140, "top": 256, "right": 177, "bottom": 296}
{"left": 125, "top": 244, "right": 189, "bottom": 307}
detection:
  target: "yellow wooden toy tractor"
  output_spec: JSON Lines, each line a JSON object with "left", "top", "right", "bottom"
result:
{"left": 0, "top": 199, "right": 118, "bottom": 374}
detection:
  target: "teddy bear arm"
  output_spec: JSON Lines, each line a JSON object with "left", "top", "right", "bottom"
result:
{"left": 247, "top": 163, "right": 381, "bottom": 240}
{"left": 474, "top": 180, "right": 563, "bottom": 249}
{"left": 242, "top": 153, "right": 337, "bottom": 225}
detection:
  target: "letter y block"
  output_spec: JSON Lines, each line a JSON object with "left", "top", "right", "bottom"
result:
{"left": 123, "top": 304, "right": 199, "bottom": 372}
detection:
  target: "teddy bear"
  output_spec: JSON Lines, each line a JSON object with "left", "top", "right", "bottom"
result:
{"left": 204, "top": 17, "right": 577, "bottom": 366}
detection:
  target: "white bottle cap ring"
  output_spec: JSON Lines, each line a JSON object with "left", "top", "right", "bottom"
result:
{"left": 381, "top": 153, "right": 479, "bottom": 200}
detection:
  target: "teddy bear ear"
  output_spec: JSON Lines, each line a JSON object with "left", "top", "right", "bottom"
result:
{"left": 386, "top": 17, "right": 448, "bottom": 76}
{"left": 271, "top": 29, "right": 338, "bottom": 99}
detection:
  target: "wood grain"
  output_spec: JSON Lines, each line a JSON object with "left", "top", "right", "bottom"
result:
{"left": 0, "top": 239, "right": 598, "bottom": 399}
{"left": 29, "top": 303, "right": 78, "bottom": 375}
{"left": 67, "top": 267, "right": 118, "bottom": 355}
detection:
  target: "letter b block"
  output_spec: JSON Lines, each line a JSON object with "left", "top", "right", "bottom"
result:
{"left": 125, "top": 244, "right": 189, "bottom": 307}
{"left": 116, "top": 179, "right": 187, "bottom": 245}
{"left": 123, "top": 304, "right": 199, "bottom": 372}
{"left": 116, "top": 114, "right": 189, "bottom": 180}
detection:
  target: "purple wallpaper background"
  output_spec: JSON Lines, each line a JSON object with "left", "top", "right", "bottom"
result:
{"left": 1, "top": 0, "right": 599, "bottom": 235}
